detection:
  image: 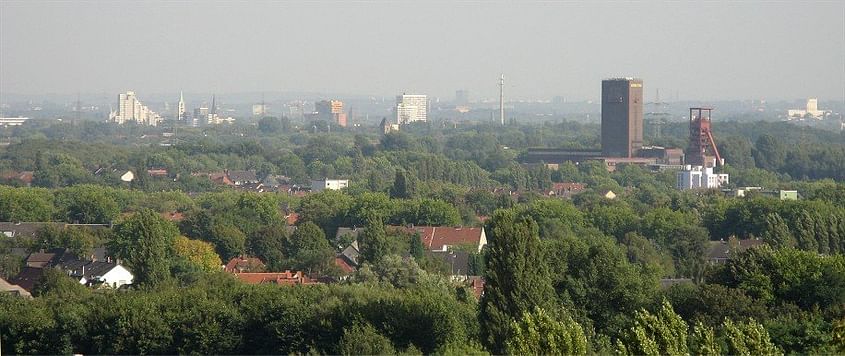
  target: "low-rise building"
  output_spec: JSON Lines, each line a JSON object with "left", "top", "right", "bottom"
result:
{"left": 677, "top": 165, "right": 729, "bottom": 190}
{"left": 311, "top": 179, "right": 349, "bottom": 192}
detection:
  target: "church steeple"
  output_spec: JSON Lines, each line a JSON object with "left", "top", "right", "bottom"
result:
{"left": 177, "top": 90, "right": 186, "bottom": 121}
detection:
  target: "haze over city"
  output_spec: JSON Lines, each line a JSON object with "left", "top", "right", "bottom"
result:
{"left": 1, "top": 1, "right": 844, "bottom": 101}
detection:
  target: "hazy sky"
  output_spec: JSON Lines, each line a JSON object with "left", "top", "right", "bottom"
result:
{"left": 1, "top": 1, "right": 843, "bottom": 101}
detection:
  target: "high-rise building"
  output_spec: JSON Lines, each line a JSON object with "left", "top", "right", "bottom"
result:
{"left": 252, "top": 103, "right": 269, "bottom": 117}
{"left": 395, "top": 94, "right": 427, "bottom": 124}
{"left": 601, "top": 78, "right": 643, "bottom": 158}
{"left": 315, "top": 100, "right": 346, "bottom": 127}
{"left": 109, "top": 91, "right": 161, "bottom": 126}
{"left": 455, "top": 90, "right": 469, "bottom": 106}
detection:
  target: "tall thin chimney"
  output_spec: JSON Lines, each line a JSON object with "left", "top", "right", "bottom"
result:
{"left": 499, "top": 74, "right": 505, "bottom": 126}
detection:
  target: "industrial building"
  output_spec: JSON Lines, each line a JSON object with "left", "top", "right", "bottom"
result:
{"left": 686, "top": 108, "right": 722, "bottom": 167}
{"left": 676, "top": 165, "right": 729, "bottom": 190}
{"left": 601, "top": 78, "right": 643, "bottom": 158}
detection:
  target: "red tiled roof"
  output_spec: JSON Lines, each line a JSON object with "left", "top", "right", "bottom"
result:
{"left": 400, "top": 226, "right": 485, "bottom": 251}
{"left": 232, "top": 271, "right": 319, "bottom": 285}
{"left": 285, "top": 213, "right": 299, "bottom": 225}
{"left": 147, "top": 169, "right": 168, "bottom": 177}
{"left": 1, "top": 171, "right": 34, "bottom": 185}
{"left": 161, "top": 211, "right": 184, "bottom": 221}
{"left": 468, "top": 276, "right": 484, "bottom": 299}
{"left": 224, "top": 257, "right": 266, "bottom": 273}
{"left": 334, "top": 257, "right": 356, "bottom": 274}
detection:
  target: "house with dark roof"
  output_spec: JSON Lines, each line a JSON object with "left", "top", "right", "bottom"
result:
{"left": 227, "top": 170, "right": 259, "bottom": 186}
{"left": 0, "top": 277, "right": 31, "bottom": 298}
{"left": 59, "top": 259, "right": 133, "bottom": 288}
{"left": 13, "top": 248, "right": 133, "bottom": 291}
{"left": 707, "top": 238, "right": 767, "bottom": 264}
{"left": 428, "top": 250, "right": 471, "bottom": 280}
{"left": 9, "top": 267, "right": 44, "bottom": 293}
{"left": 0, "top": 222, "right": 61, "bottom": 239}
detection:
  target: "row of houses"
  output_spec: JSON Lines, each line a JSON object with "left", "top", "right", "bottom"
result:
{"left": 5, "top": 247, "right": 133, "bottom": 294}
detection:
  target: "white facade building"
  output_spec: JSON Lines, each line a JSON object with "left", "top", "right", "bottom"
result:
{"left": 395, "top": 94, "right": 427, "bottom": 124}
{"left": 788, "top": 98, "right": 828, "bottom": 119}
{"left": 0, "top": 117, "right": 29, "bottom": 127}
{"left": 109, "top": 91, "right": 161, "bottom": 126}
{"left": 311, "top": 179, "right": 349, "bottom": 192}
{"left": 677, "top": 165, "right": 729, "bottom": 190}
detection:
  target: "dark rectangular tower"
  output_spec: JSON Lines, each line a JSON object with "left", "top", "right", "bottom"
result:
{"left": 601, "top": 78, "right": 643, "bottom": 158}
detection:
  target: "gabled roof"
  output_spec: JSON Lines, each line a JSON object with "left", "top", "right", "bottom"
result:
{"left": 224, "top": 257, "right": 266, "bottom": 273}
{"left": 335, "top": 227, "right": 366, "bottom": 241}
{"left": 9, "top": 267, "right": 45, "bottom": 292}
{"left": 339, "top": 245, "right": 360, "bottom": 267}
{"left": 408, "top": 226, "right": 485, "bottom": 251}
{"left": 0, "top": 277, "right": 32, "bottom": 298}
{"left": 334, "top": 256, "right": 356, "bottom": 274}
{"left": 232, "top": 271, "right": 319, "bottom": 285}
{"left": 707, "top": 239, "right": 766, "bottom": 261}
{"left": 61, "top": 260, "right": 125, "bottom": 279}
{"left": 428, "top": 250, "right": 470, "bottom": 276}
{"left": 227, "top": 170, "right": 258, "bottom": 183}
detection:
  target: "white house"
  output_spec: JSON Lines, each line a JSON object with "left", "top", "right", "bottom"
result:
{"left": 677, "top": 165, "right": 729, "bottom": 190}
{"left": 62, "top": 260, "right": 134, "bottom": 289}
{"left": 311, "top": 179, "right": 349, "bottom": 192}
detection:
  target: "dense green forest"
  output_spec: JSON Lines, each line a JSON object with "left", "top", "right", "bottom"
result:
{"left": 1, "top": 118, "right": 844, "bottom": 354}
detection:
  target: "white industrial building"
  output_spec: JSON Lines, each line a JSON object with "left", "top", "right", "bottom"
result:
{"left": 677, "top": 165, "right": 729, "bottom": 190}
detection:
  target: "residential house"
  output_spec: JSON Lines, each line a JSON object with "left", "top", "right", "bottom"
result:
{"left": 546, "top": 182, "right": 586, "bottom": 198}
{"left": 232, "top": 270, "right": 319, "bottom": 285}
{"left": 227, "top": 170, "right": 259, "bottom": 186}
{"left": 707, "top": 238, "right": 766, "bottom": 264}
{"left": 261, "top": 175, "right": 291, "bottom": 189}
{"left": 598, "top": 189, "right": 617, "bottom": 200}
{"left": 205, "top": 172, "right": 235, "bottom": 186}
{"left": 0, "top": 277, "right": 32, "bottom": 298}
{"left": 409, "top": 226, "right": 487, "bottom": 253}
{"left": 13, "top": 248, "right": 133, "bottom": 291}
{"left": 9, "top": 267, "right": 44, "bottom": 292}
{"left": 0, "top": 171, "right": 34, "bottom": 186}
{"left": 59, "top": 259, "right": 134, "bottom": 288}
{"left": 147, "top": 168, "right": 169, "bottom": 177}
{"left": 428, "top": 250, "right": 471, "bottom": 280}
{"left": 0, "top": 222, "right": 61, "bottom": 239}
{"left": 224, "top": 256, "right": 266, "bottom": 273}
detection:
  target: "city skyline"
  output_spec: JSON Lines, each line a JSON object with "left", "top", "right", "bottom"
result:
{"left": 1, "top": 1, "right": 843, "bottom": 101}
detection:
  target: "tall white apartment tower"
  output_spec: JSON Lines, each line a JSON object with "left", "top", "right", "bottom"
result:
{"left": 109, "top": 91, "right": 160, "bottom": 126}
{"left": 395, "top": 94, "right": 427, "bottom": 124}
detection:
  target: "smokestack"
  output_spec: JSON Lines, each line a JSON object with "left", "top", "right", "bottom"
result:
{"left": 499, "top": 74, "right": 505, "bottom": 126}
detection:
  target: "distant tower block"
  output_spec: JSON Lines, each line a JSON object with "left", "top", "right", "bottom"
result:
{"left": 686, "top": 107, "right": 723, "bottom": 167}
